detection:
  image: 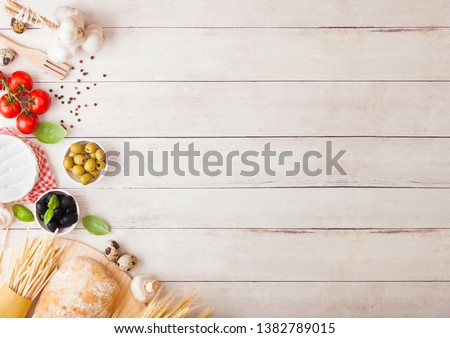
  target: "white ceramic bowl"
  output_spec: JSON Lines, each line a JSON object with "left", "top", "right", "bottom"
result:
{"left": 34, "top": 189, "right": 79, "bottom": 235}
{"left": 63, "top": 139, "right": 108, "bottom": 186}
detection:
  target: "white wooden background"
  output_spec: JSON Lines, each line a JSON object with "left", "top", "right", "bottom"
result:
{"left": 2, "top": 0, "right": 450, "bottom": 317}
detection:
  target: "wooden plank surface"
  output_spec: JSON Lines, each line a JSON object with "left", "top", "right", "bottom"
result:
{"left": 166, "top": 282, "right": 450, "bottom": 317}
{"left": 59, "top": 27, "right": 450, "bottom": 81}
{"left": 1, "top": 0, "right": 450, "bottom": 28}
{"left": 37, "top": 138, "right": 450, "bottom": 188}
{"left": 2, "top": 82, "right": 450, "bottom": 137}
{"left": 5, "top": 228, "right": 450, "bottom": 281}
{"left": 1, "top": 0, "right": 448, "bottom": 318}
{"left": 10, "top": 188, "right": 450, "bottom": 230}
{"left": 0, "top": 28, "right": 450, "bottom": 81}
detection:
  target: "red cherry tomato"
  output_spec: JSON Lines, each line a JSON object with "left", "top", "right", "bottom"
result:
{"left": 0, "top": 94, "right": 21, "bottom": 119}
{"left": 8, "top": 71, "right": 33, "bottom": 93}
{"left": 16, "top": 113, "right": 39, "bottom": 134}
{"left": 28, "top": 89, "right": 51, "bottom": 115}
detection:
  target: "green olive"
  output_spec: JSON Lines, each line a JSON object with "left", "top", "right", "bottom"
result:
{"left": 79, "top": 173, "right": 92, "bottom": 185}
{"left": 84, "top": 159, "right": 96, "bottom": 172}
{"left": 96, "top": 160, "right": 106, "bottom": 170}
{"left": 90, "top": 170, "right": 100, "bottom": 179}
{"left": 63, "top": 156, "right": 74, "bottom": 170}
{"left": 89, "top": 152, "right": 96, "bottom": 159}
{"left": 70, "top": 143, "right": 83, "bottom": 154}
{"left": 68, "top": 152, "right": 76, "bottom": 158}
{"left": 95, "top": 148, "right": 105, "bottom": 160}
{"left": 74, "top": 154, "right": 87, "bottom": 165}
{"left": 85, "top": 143, "right": 98, "bottom": 154}
{"left": 72, "top": 165, "right": 85, "bottom": 177}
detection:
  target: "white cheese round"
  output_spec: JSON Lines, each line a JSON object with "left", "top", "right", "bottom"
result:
{"left": 0, "top": 135, "right": 39, "bottom": 203}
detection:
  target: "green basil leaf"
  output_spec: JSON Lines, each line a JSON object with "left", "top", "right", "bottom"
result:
{"left": 44, "top": 209, "right": 54, "bottom": 225}
{"left": 34, "top": 122, "right": 67, "bottom": 144}
{"left": 47, "top": 194, "right": 59, "bottom": 210}
{"left": 12, "top": 204, "right": 34, "bottom": 222}
{"left": 82, "top": 215, "right": 111, "bottom": 235}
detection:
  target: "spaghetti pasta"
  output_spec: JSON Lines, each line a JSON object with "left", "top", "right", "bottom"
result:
{"left": 4, "top": 0, "right": 58, "bottom": 30}
{"left": 4, "top": 228, "right": 67, "bottom": 300}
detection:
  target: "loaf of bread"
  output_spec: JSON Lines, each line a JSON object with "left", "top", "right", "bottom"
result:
{"left": 33, "top": 257, "right": 119, "bottom": 318}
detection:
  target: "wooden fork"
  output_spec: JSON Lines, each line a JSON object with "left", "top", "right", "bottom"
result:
{"left": 0, "top": 33, "right": 71, "bottom": 80}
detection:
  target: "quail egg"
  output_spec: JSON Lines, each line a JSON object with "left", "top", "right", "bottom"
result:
{"left": 0, "top": 49, "right": 15, "bottom": 66}
{"left": 104, "top": 240, "right": 121, "bottom": 261}
{"left": 117, "top": 253, "right": 137, "bottom": 272}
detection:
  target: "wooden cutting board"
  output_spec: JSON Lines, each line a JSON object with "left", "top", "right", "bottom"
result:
{"left": 1, "top": 238, "right": 145, "bottom": 318}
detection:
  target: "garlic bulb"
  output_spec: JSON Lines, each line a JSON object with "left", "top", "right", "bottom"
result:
{"left": 81, "top": 24, "right": 104, "bottom": 54}
{"left": 48, "top": 6, "right": 104, "bottom": 63}
{"left": 0, "top": 204, "right": 13, "bottom": 229}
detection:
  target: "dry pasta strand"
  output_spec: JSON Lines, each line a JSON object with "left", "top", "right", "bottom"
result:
{"left": 4, "top": 0, "right": 58, "bottom": 29}
{"left": 5, "top": 229, "right": 67, "bottom": 301}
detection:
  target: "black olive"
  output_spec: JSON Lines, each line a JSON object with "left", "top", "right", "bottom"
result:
{"left": 44, "top": 193, "right": 53, "bottom": 203}
{"left": 38, "top": 213, "right": 45, "bottom": 221}
{"left": 67, "top": 204, "right": 77, "bottom": 215}
{"left": 36, "top": 200, "right": 47, "bottom": 213}
{"left": 61, "top": 213, "right": 78, "bottom": 227}
{"left": 60, "top": 195, "right": 75, "bottom": 209}
{"left": 56, "top": 193, "right": 66, "bottom": 200}
{"left": 47, "top": 219, "right": 59, "bottom": 233}
{"left": 53, "top": 207, "right": 65, "bottom": 220}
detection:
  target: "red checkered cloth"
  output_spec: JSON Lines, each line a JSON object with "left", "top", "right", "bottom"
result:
{"left": 0, "top": 127, "right": 57, "bottom": 203}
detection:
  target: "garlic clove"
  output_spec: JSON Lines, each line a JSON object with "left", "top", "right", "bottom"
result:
{"left": 81, "top": 24, "right": 105, "bottom": 54}
{"left": 0, "top": 203, "right": 13, "bottom": 229}
{"left": 48, "top": 38, "right": 76, "bottom": 63}
{"left": 54, "top": 6, "right": 85, "bottom": 26}
{"left": 57, "top": 17, "right": 85, "bottom": 48}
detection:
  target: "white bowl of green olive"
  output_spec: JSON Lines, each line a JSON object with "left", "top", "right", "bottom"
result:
{"left": 63, "top": 140, "right": 108, "bottom": 186}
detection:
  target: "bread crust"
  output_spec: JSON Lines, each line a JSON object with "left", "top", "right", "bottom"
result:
{"left": 33, "top": 257, "right": 119, "bottom": 318}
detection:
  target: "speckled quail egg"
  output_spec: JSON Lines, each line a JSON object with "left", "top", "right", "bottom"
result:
{"left": 104, "top": 240, "right": 121, "bottom": 261}
{"left": 0, "top": 49, "right": 15, "bottom": 66}
{"left": 117, "top": 253, "right": 138, "bottom": 272}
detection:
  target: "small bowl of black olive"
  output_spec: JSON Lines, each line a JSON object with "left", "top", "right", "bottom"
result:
{"left": 34, "top": 189, "right": 79, "bottom": 235}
